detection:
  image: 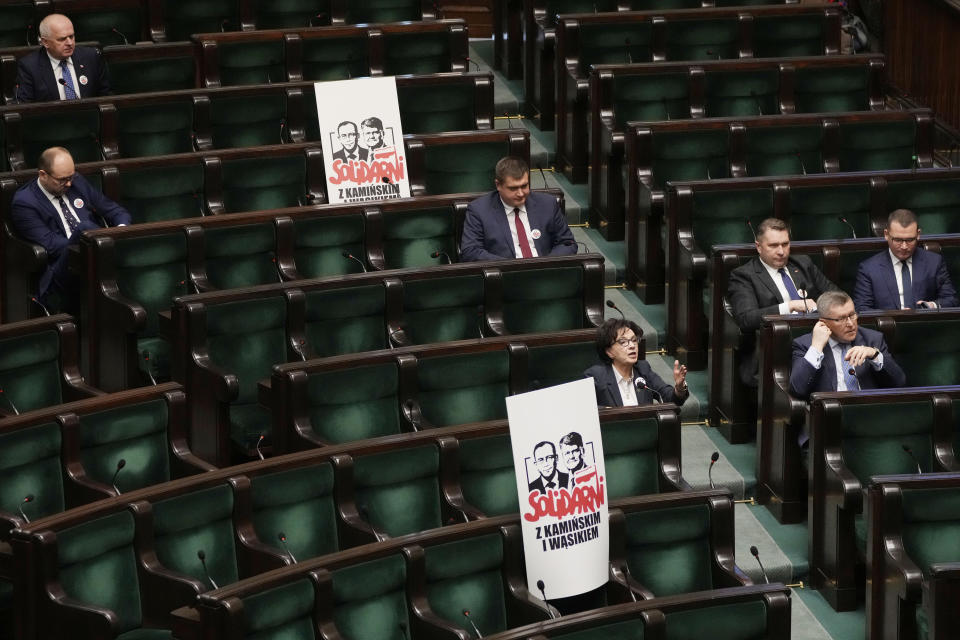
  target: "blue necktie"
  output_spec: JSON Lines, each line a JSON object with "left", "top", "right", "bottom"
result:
{"left": 59, "top": 60, "right": 78, "bottom": 100}
{"left": 900, "top": 260, "right": 914, "bottom": 309}
{"left": 778, "top": 267, "right": 801, "bottom": 301}
{"left": 840, "top": 343, "right": 861, "bottom": 391}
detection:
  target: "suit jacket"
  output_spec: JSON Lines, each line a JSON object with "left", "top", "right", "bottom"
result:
{"left": 528, "top": 471, "right": 569, "bottom": 494}
{"left": 11, "top": 174, "right": 131, "bottom": 296}
{"left": 15, "top": 46, "right": 111, "bottom": 102}
{"left": 460, "top": 191, "right": 576, "bottom": 261}
{"left": 853, "top": 247, "right": 958, "bottom": 312}
{"left": 789, "top": 327, "right": 906, "bottom": 399}
{"left": 584, "top": 361, "right": 687, "bottom": 407}
{"left": 332, "top": 146, "right": 368, "bottom": 163}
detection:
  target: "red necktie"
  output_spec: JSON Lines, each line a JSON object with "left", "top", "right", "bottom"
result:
{"left": 513, "top": 207, "right": 533, "bottom": 258}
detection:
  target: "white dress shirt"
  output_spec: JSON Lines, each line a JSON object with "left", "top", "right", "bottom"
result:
{"left": 38, "top": 180, "right": 80, "bottom": 237}
{"left": 888, "top": 249, "right": 929, "bottom": 309}
{"left": 500, "top": 198, "right": 538, "bottom": 258}
{"left": 612, "top": 365, "right": 639, "bottom": 406}
{"left": 803, "top": 337, "right": 885, "bottom": 390}
{"left": 47, "top": 53, "right": 80, "bottom": 101}
{"left": 761, "top": 259, "right": 806, "bottom": 314}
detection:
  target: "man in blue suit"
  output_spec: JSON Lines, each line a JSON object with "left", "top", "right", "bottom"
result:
{"left": 15, "top": 13, "right": 111, "bottom": 103}
{"left": 853, "top": 209, "right": 958, "bottom": 312}
{"left": 790, "top": 290, "right": 905, "bottom": 399}
{"left": 460, "top": 156, "right": 576, "bottom": 261}
{"left": 11, "top": 147, "right": 131, "bottom": 311}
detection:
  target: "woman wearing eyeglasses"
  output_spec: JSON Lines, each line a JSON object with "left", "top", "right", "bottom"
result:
{"left": 584, "top": 318, "right": 689, "bottom": 408}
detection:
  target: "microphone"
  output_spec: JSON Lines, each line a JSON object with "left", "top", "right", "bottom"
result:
{"left": 278, "top": 531, "right": 297, "bottom": 563}
{"left": 750, "top": 545, "right": 770, "bottom": 584}
{"left": 403, "top": 399, "right": 421, "bottom": 432}
{"left": 18, "top": 494, "right": 34, "bottom": 523}
{"left": 31, "top": 297, "right": 51, "bottom": 316}
{"left": 358, "top": 504, "right": 385, "bottom": 542}
{"left": 462, "top": 610, "right": 483, "bottom": 638}
{"left": 624, "top": 38, "right": 632, "bottom": 64}
{"left": 197, "top": 549, "right": 219, "bottom": 589}
{"left": 796, "top": 289, "right": 811, "bottom": 314}
{"left": 838, "top": 216, "right": 857, "bottom": 239}
{"left": 538, "top": 164, "right": 549, "bottom": 188}
{"left": 0, "top": 387, "right": 20, "bottom": 416}
{"left": 341, "top": 251, "right": 367, "bottom": 273}
{"left": 463, "top": 57, "right": 481, "bottom": 71}
{"left": 309, "top": 12, "right": 327, "bottom": 26}
{"left": 220, "top": 17, "right": 230, "bottom": 32}
{"left": 605, "top": 299, "right": 626, "bottom": 319}
{"left": 431, "top": 249, "right": 452, "bottom": 264}
{"left": 293, "top": 339, "right": 308, "bottom": 362}
{"left": 846, "top": 366, "right": 861, "bottom": 390}
{"left": 796, "top": 151, "right": 807, "bottom": 176}
{"left": 902, "top": 444, "right": 922, "bottom": 474}
{"left": 661, "top": 97, "right": 670, "bottom": 121}
{"left": 503, "top": 110, "right": 514, "bottom": 129}
{"left": 536, "top": 580, "right": 557, "bottom": 618}
{"left": 634, "top": 376, "right": 663, "bottom": 404}
{"left": 255, "top": 434, "right": 265, "bottom": 461}
{"left": 111, "top": 27, "right": 129, "bottom": 45}
{"left": 750, "top": 90, "right": 763, "bottom": 116}
{"left": 110, "top": 458, "right": 126, "bottom": 494}
{"left": 708, "top": 451, "right": 719, "bottom": 489}
{"left": 141, "top": 351, "right": 158, "bottom": 385}
{"left": 746, "top": 219, "right": 757, "bottom": 241}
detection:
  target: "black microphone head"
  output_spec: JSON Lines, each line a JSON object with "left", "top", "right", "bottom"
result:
{"left": 341, "top": 250, "right": 351, "bottom": 258}
{"left": 116, "top": 458, "right": 126, "bottom": 470}
{"left": 197, "top": 549, "right": 206, "bottom": 561}
{"left": 711, "top": 451, "right": 720, "bottom": 463}
{"left": 431, "top": 250, "right": 440, "bottom": 258}
{"left": 278, "top": 531, "right": 287, "bottom": 542}
{"left": 902, "top": 444, "right": 912, "bottom": 454}
{"left": 462, "top": 609, "right": 470, "bottom": 616}
{"left": 24, "top": 494, "right": 34, "bottom": 503}
{"left": 848, "top": 367, "right": 856, "bottom": 376}
{"left": 58, "top": 78, "right": 66, "bottom": 85}
{"left": 536, "top": 579, "right": 545, "bottom": 591}
{"left": 606, "top": 300, "right": 616, "bottom": 309}
{"left": 750, "top": 545, "right": 759, "bottom": 557}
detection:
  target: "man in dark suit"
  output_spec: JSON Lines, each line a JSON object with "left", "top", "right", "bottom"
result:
{"left": 584, "top": 319, "right": 688, "bottom": 407}
{"left": 11, "top": 146, "right": 131, "bottom": 311}
{"left": 727, "top": 217, "right": 838, "bottom": 386}
{"left": 461, "top": 156, "right": 576, "bottom": 261}
{"left": 853, "top": 208, "right": 958, "bottom": 312}
{"left": 331, "top": 121, "right": 368, "bottom": 163}
{"left": 790, "top": 290, "right": 905, "bottom": 399}
{"left": 15, "top": 14, "right": 111, "bottom": 103}
{"left": 528, "top": 441, "right": 568, "bottom": 494}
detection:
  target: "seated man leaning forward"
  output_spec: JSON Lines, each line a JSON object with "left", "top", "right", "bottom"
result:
{"left": 790, "top": 290, "right": 905, "bottom": 400}
{"left": 584, "top": 318, "right": 688, "bottom": 407}
{"left": 460, "top": 156, "right": 576, "bottom": 261}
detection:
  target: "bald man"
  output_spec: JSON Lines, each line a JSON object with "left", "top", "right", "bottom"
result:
{"left": 15, "top": 13, "right": 111, "bottom": 102}
{"left": 11, "top": 147, "right": 130, "bottom": 310}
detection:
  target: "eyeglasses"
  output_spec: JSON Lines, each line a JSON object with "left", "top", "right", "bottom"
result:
{"left": 889, "top": 236, "right": 918, "bottom": 245}
{"left": 534, "top": 455, "right": 557, "bottom": 464}
{"left": 43, "top": 171, "right": 76, "bottom": 186}
{"left": 821, "top": 311, "right": 858, "bottom": 324}
{"left": 615, "top": 338, "right": 640, "bottom": 347}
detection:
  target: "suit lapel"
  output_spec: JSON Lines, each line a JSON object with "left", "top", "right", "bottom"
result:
{"left": 880, "top": 252, "right": 901, "bottom": 306}
{"left": 74, "top": 52, "right": 91, "bottom": 98}
{"left": 600, "top": 365, "right": 623, "bottom": 407}
{"left": 491, "top": 193, "right": 517, "bottom": 258}
{"left": 823, "top": 342, "right": 839, "bottom": 391}
{"left": 32, "top": 182, "right": 68, "bottom": 237}
{"left": 526, "top": 196, "right": 545, "bottom": 255}
{"left": 755, "top": 259, "right": 782, "bottom": 302}
{"left": 37, "top": 51, "right": 58, "bottom": 100}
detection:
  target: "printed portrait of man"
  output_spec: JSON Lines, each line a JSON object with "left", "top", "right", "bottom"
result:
{"left": 360, "top": 116, "right": 389, "bottom": 154}
{"left": 331, "top": 120, "right": 368, "bottom": 163}
{"left": 528, "top": 440, "right": 569, "bottom": 495}
{"left": 560, "top": 432, "right": 593, "bottom": 486}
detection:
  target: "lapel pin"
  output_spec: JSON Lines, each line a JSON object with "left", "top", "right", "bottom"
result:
{"left": 73, "top": 198, "right": 84, "bottom": 209}
{"left": 530, "top": 229, "right": 542, "bottom": 240}
{"left": 78, "top": 75, "right": 88, "bottom": 85}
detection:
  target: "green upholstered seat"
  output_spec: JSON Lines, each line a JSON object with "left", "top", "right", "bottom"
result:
{"left": 888, "top": 318, "right": 960, "bottom": 387}
{"left": 692, "top": 188, "right": 772, "bottom": 255}
{"left": 0, "top": 422, "right": 65, "bottom": 527}
{"left": 210, "top": 94, "right": 287, "bottom": 149}
{"left": 744, "top": 124, "right": 823, "bottom": 176}
{"left": 205, "top": 296, "right": 288, "bottom": 446}
{"left": 77, "top": 398, "right": 172, "bottom": 493}
{"left": 305, "top": 363, "right": 402, "bottom": 444}
{"left": 254, "top": 0, "right": 331, "bottom": 28}
{"left": 397, "top": 84, "right": 477, "bottom": 134}
{"left": 665, "top": 599, "right": 768, "bottom": 638}
{"left": 107, "top": 50, "right": 196, "bottom": 95}
{"left": 0, "top": 2, "right": 33, "bottom": 48}
{"left": 602, "top": 417, "right": 662, "bottom": 499}
{"left": 215, "top": 41, "right": 286, "bottom": 86}
{"left": 840, "top": 402, "right": 936, "bottom": 486}
{"left": 527, "top": 341, "right": 597, "bottom": 390}
{"left": 352, "top": 444, "right": 442, "bottom": 537}
{"left": 304, "top": 286, "right": 387, "bottom": 357}
{"left": 839, "top": 119, "right": 916, "bottom": 172}
{"left": 118, "top": 164, "right": 206, "bottom": 223}
{"left": 501, "top": 267, "right": 585, "bottom": 334}
{"left": 458, "top": 434, "right": 518, "bottom": 516}
{"left": 116, "top": 99, "right": 195, "bottom": 158}
{"left": 885, "top": 178, "right": 960, "bottom": 235}
{"left": 422, "top": 141, "right": 505, "bottom": 195}
{"left": 239, "top": 578, "right": 317, "bottom": 639}
{"left": 795, "top": 65, "right": 871, "bottom": 114}
{"left": 203, "top": 223, "right": 279, "bottom": 288}
{"left": 152, "top": 483, "right": 239, "bottom": 587}
{"left": 0, "top": 328, "right": 65, "bottom": 413}
{"left": 220, "top": 154, "right": 306, "bottom": 212}
{"left": 383, "top": 31, "right": 451, "bottom": 76}
{"left": 116, "top": 628, "right": 173, "bottom": 639}
{"left": 705, "top": 69, "right": 779, "bottom": 118}
{"left": 417, "top": 351, "right": 510, "bottom": 426}
{"left": 163, "top": 0, "right": 240, "bottom": 41}
{"left": 664, "top": 19, "right": 739, "bottom": 61}
{"left": 344, "top": 0, "right": 421, "bottom": 24}
{"left": 71, "top": 8, "right": 141, "bottom": 47}
{"left": 901, "top": 487, "right": 960, "bottom": 577}
{"left": 291, "top": 214, "right": 367, "bottom": 277}
{"left": 652, "top": 129, "right": 730, "bottom": 188}
{"left": 578, "top": 23, "right": 653, "bottom": 68}
{"left": 835, "top": 245, "right": 876, "bottom": 299}
{"left": 623, "top": 503, "right": 714, "bottom": 595}
{"left": 548, "top": 620, "right": 646, "bottom": 640}
{"left": 788, "top": 183, "right": 872, "bottom": 241}
{"left": 381, "top": 205, "right": 458, "bottom": 269}
{"left": 423, "top": 534, "right": 510, "bottom": 635}
{"left": 331, "top": 554, "right": 409, "bottom": 640}
{"left": 301, "top": 37, "right": 368, "bottom": 85}
{"left": 631, "top": 0, "right": 700, "bottom": 8}
{"left": 613, "top": 73, "right": 690, "bottom": 123}
{"left": 753, "top": 14, "right": 825, "bottom": 58}
{"left": 250, "top": 464, "right": 339, "bottom": 561}
{"left": 20, "top": 107, "right": 102, "bottom": 168}
{"left": 401, "top": 274, "right": 485, "bottom": 344}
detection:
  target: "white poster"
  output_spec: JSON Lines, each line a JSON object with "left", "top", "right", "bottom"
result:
{"left": 314, "top": 77, "right": 411, "bottom": 204}
{"left": 506, "top": 378, "right": 609, "bottom": 600}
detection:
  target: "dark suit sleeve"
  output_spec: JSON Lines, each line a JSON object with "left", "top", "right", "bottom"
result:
{"left": 545, "top": 197, "right": 576, "bottom": 256}
{"left": 11, "top": 192, "right": 69, "bottom": 257}
{"left": 635, "top": 360, "right": 687, "bottom": 406}
{"left": 727, "top": 266, "right": 782, "bottom": 331}
{"left": 14, "top": 55, "right": 38, "bottom": 103}
{"left": 853, "top": 260, "right": 878, "bottom": 312}
{"left": 933, "top": 255, "right": 958, "bottom": 308}
{"left": 75, "top": 174, "right": 131, "bottom": 226}
{"left": 461, "top": 200, "right": 508, "bottom": 262}
{"left": 871, "top": 334, "right": 906, "bottom": 389}
{"left": 584, "top": 365, "right": 613, "bottom": 407}
{"left": 789, "top": 337, "right": 822, "bottom": 399}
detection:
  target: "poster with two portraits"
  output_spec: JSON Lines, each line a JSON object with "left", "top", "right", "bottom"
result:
{"left": 507, "top": 378, "right": 609, "bottom": 600}
{"left": 314, "top": 77, "right": 411, "bottom": 205}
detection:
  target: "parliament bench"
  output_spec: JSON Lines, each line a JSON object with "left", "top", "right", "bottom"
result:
{"left": 624, "top": 108, "right": 934, "bottom": 301}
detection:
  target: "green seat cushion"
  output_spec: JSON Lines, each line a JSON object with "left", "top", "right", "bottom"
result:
{"left": 795, "top": 65, "right": 870, "bottom": 113}
{"left": 241, "top": 578, "right": 316, "bottom": 638}
{"left": 398, "top": 84, "right": 475, "bottom": 134}
{"left": 211, "top": 94, "right": 287, "bottom": 149}
{"left": 501, "top": 267, "right": 585, "bottom": 334}
{"left": 652, "top": 129, "right": 730, "bottom": 187}
{"left": 306, "top": 363, "right": 401, "bottom": 443}
{"left": 745, "top": 125, "right": 824, "bottom": 176}
{"left": 417, "top": 351, "right": 510, "bottom": 426}
{"left": 301, "top": 38, "right": 368, "bottom": 85}
{"left": 0, "top": 422, "right": 65, "bottom": 522}
{"left": 884, "top": 179, "right": 960, "bottom": 235}
{"left": 114, "top": 233, "right": 191, "bottom": 337}
{"left": 753, "top": 15, "right": 825, "bottom": 58}
{"left": 332, "top": 554, "right": 408, "bottom": 640}
{"left": 353, "top": 445, "right": 442, "bottom": 537}
{"left": 138, "top": 336, "right": 172, "bottom": 384}
{"left": 221, "top": 155, "right": 305, "bottom": 213}
{"left": 292, "top": 214, "right": 367, "bottom": 277}
{"left": 0, "top": 2, "right": 34, "bottom": 48}
{"left": 693, "top": 187, "right": 773, "bottom": 255}
{"left": 109, "top": 53, "right": 196, "bottom": 94}
{"left": 385, "top": 30, "right": 451, "bottom": 77}
{"left": 601, "top": 417, "right": 661, "bottom": 498}
{"left": 614, "top": 73, "right": 690, "bottom": 123}
{"left": 527, "top": 342, "right": 597, "bottom": 390}
{"left": 204, "top": 223, "right": 279, "bottom": 287}
{"left": 117, "top": 100, "right": 194, "bottom": 157}
{"left": 163, "top": 0, "right": 239, "bottom": 41}
{"left": 664, "top": 19, "right": 739, "bottom": 61}
{"left": 423, "top": 142, "right": 504, "bottom": 194}
{"left": 346, "top": 0, "right": 421, "bottom": 25}
{"left": 789, "top": 183, "right": 872, "bottom": 241}
{"left": 624, "top": 503, "right": 713, "bottom": 595}
{"left": 402, "top": 275, "right": 485, "bottom": 344}
{"left": 229, "top": 401, "right": 274, "bottom": 448}
{"left": 839, "top": 120, "right": 916, "bottom": 172}
{"left": 304, "top": 286, "right": 387, "bottom": 357}
{"left": 21, "top": 108, "right": 102, "bottom": 167}
{"left": 251, "top": 464, "right": 339, "bottom": 560}
{"left": 665, "top": 599, "right": 768, "bottom": 638}
{"left": 840, "top": 401, "right": 935, "bottom": 486}
{"left": 424, "top": 534, "right": 508, "bottom": 634}
{"left": 381, "top": 206, "right": 457, "bottom": 269}
{"left": 119, "top": 163, "right": 206, "bottom": 222}
{"left": 550, "top": 620, "right": 645, "bottom": 640}
{"left": 0, "top": 329, "right": 64, "bottom": 412}
{"left": 579, "top": 23, "right": 653, "bottom": 68}
{"left": 256, "top": 0, "right": 332, "bottom": 29}
{"left": 901, "top": 486, "right": 960, "bottom": 577}
{"left": 705, "top": 69, "right": 779, "bottom": 118}
{"left": 72, "top": 9, "right": 141, "bottom": 46}
{"left": 888, "top": 318, "right": 960, "bottom": 387}
{"left": 116, "top": 629, "right": 173, "bottom": 640}
{"left": 459, "top": 434, "right": 518, "bottom": 516}
{"left": 216, "top": 41, "right": 285, "bottom": 86}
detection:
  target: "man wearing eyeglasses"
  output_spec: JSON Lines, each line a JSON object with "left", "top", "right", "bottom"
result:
{"left": 528, "top": 441, "right": 569, "bottom": 495}
{"left": 790, "top": 290, "right": 905, "bottom": 399}
{"left": 11, "top": 146, "right": 131, "bottom": 311}
{"left": 853, "top": 209, "right": 957, "bottom": 312}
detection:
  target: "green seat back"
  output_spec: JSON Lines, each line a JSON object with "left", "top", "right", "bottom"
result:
{"left": 692, "top": 188, "right": 771, "bottom": 257}
{"left": 119, "top": 164, "right": 206, "bottom": 222}
{"left": 665, "top": 600, "right": 768, "bottom": 638}
{"left": 501, "top": 267, "right": 585, "bottom": 334}
{"left": 108, "top": 50, "right": 197, "bottom": 94}
{"left": 353, "top": 444, "right": 442, "bottom": 537}
{"left": 250, "top": 464, "right": 339, "bottom": 561}
{"left": 383, "top": 31, "right": 450, "bottom": 76}
{"left": 459, "top": 434, "right": 518, "bottom": 516}
{"left": 71, "top": 9, "right": 141, "bottom": 47}
{"left": 665, "top": 18, "right": 739, "bottom": 61}
{"left": 527, "top": 341, "right": 598, "bottom": 390}
{"left": 292, "top": 214, "right": 367, "bottom": 277}
{"left": 241, "top": 578, "right": 317, "bottom": 639}
{"left": 795, "top": 65, "right": 871, "bottom": 113}
{"left": 652, "top": 129, "right": 730, "bottom": 188}
{"left": 402, "top": 274, "right": 485, "bottom": 344}
{"left": 21, "top": 107, "right": 101, "bottom": 168}
{"left": 424, "top": 534, "right": 509, "bottom": 635}
{"left": 745, "top": 124, "right": 824, "bottom": 176}
{"left": 602, "top": 416, "right": 662, "bottom": 498}
{"left": 203, "top": 222, "right": 278, "bottom": 287}
{"left": 0, "top": 2, "right": 34, "bottom": 48}
{"left": 705, "top": 69, "right": 779, "bottom": 118}
{"left": 381, "top": 206, "right": 457, "bottom": 269}
{"left": 345, "top": 0, "right": 421, "bottom": 24}
{"left": 221, "top": 154, "right": 305, "bottom": 212}
{"left": 417, "top": 350, "right": 510, "bottom": 426}
{"left": 789, "top": 183, "right": 872, "bottom": 241}
{"left": 306, "top": 363, "right": 401, "bottom": 443}
{"left": 885, "top": 178, "right": 960, "bottom": 236}
{"left": 901, "top": 486, "right": 960, "bottom": 578}
{"left": 78, "top": 398, "right": 172, "bottom": 493}
{"left": 0, "top": 328, "right": 63, "bottom": 412}
{"left": 331, "top": 554, "right": 408, "bottom": 640}
{"left": 579, "top": 23, "right": 653, "bottom": 68}
{"left": 840, "top": 401, "right": 935, "bottom": 485}
{"left": 211, "top": 94, "right": 286, "bottom": 149}
{"left": 839, "top": 119, "right": 916, "bottom": 172}
{"left": 550, "top": 620, "right": 645, "bottom": 640}
{"left": 116, "top": 99, "right": 194, "bottom": 158}
{"left": 304, "top": 285, "right": 387, "bottom": 357}
{"left": 422, "top": 141, "right": 505, "bottom": 195}
{"left": 255, "top": 0, "right": 331, "bottom": 29}
{"left": 632, "top": 0, "right": 699, "bottom": 8}
{"left": 398, "top": 84, "right": 476, "bottom": 134}
{"left": 57, "top": 510, "right": 143, "bottom": 633}
{"left": 888, "top": 318, "right": 960, "bottom": 386}
{"left": 836, "top": 245, "right": 877, "bottom": 299}
{"left": 753, "top": 14, "right": 825, "bottom": 58}
{"left": 301, "top": 37, "right": 368, "bottom": 85}
{"left": 613, "top": 73, "right": 690, "bottom": 124}
{"left": 164, "top": 0, "right": 240, "bottom": 41}
{"left": 216, "top": 40, "right": 285, "bottom": 86}
{"left": 152, "top": 484, "right": 239, "bottom": 587}
{"left": 624, "top": 503, "right": 714, "bottom": 595}
{"left": 0, "top": 423, "right": 65, "bottom": 526}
